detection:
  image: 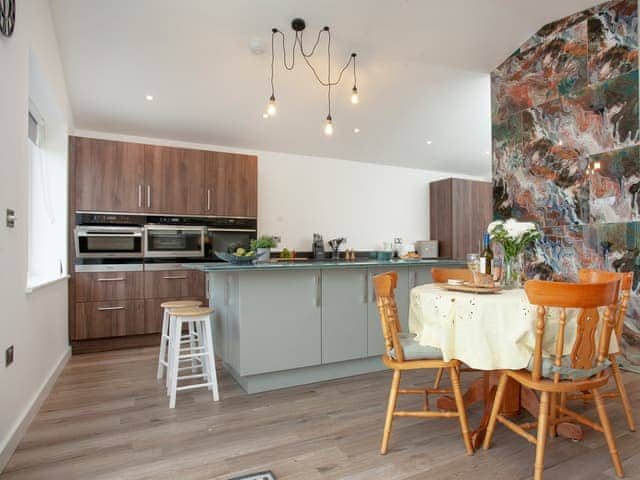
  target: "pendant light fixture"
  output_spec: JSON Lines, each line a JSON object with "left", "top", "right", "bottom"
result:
{"left": 265, "top": 18, "right": 360, "bottom": 135}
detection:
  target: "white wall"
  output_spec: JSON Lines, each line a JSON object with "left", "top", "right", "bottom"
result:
{"left": 73, "top": 130, "right": 487, "bottom": 251}
{"left": 0, "top": 0, "right": 72, "bottom": 470}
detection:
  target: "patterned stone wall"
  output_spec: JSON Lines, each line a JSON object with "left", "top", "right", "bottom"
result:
{"left": 491, "top": 0, "right": 640, "bottom": 366}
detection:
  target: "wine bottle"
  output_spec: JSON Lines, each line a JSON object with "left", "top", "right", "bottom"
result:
{"left": 479, "top": 233, "right": 493, "bottom": 275}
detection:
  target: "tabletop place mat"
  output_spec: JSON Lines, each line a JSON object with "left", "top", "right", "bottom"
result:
{"left": 438, "top": 283, "right": 502, "bottom": 294}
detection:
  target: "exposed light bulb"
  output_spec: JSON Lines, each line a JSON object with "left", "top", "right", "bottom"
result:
{"left": 267, "top": 95, "right": 277, "bottom": 116}
{"left": 324, "top": 115, "right": 334, "bottom": 136}
{"left": 351, "top": 86, "right": 359, "bottom": 104}
{"left": 593, "top": 161, "right": 601, "bottom": 170}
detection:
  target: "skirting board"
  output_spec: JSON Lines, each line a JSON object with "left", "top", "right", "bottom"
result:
{"left": 226, "top": 356, "right": 387, "bottom": 394}
{"left": 0, "top": 346, "right": 71, "bottom": 473}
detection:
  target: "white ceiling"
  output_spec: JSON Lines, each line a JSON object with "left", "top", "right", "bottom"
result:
{"left": 50, "top": 0, "right": 599, "bottom": 176}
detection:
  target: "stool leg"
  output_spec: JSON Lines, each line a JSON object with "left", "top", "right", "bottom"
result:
{"left": 202, "top": 314, "right": 220, "bottom": 401}
{"left": 169, "top": 316, "right": 181, "bottom": 408}
{"left": 195, "top": 320, "right": 212, "bottom": 390}
{"left": 166, "top": 313, "right": 174, "bottom": 393}
{"left": 157, "top": 308, "right": 169, "bottom": 381}
{"left": 188, "top": 321, "right": 198, "bottom": 373}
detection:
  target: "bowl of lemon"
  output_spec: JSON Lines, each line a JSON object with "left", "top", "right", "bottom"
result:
{"left": 215, "top": 248, "right": 256, "bottom": 264}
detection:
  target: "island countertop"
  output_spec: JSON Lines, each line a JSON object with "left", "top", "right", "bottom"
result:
{"left": 185, "top": 258, "right": 463, "bottom": 272}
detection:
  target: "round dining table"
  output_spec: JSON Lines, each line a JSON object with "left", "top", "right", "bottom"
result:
{"left": 408, "top": 283, "right": 618, "bottom": 448}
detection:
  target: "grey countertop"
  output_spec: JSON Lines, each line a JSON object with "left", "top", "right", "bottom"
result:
{"left": 185, "top": 258, "right": 464, "bottom": 272}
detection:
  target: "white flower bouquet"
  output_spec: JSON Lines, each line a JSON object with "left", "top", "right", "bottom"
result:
{"left": 488, "top": 219, "right": 541, "bottom": 288}
{"left": 487, "top": 219, "right": 541, "bottom": 259}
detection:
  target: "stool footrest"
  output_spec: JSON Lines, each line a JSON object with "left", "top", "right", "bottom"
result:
{"left": 176, "top": 382, "right": 214, "bottom": 391}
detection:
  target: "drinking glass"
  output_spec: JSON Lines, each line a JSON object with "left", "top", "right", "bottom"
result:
{"left": 466, "top": 253, "right": 480, "bottom": 275}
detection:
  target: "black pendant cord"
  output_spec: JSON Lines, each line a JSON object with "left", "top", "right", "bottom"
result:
{"left": 271, "top": 26, "right": 356, "bottom": 89}
{"left": 327, "top": 29, "right": 332, "bottom": 118}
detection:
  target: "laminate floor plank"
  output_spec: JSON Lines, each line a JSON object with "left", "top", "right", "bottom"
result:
{"left": 1, "top": 347, "right": 639, "bottom": 480}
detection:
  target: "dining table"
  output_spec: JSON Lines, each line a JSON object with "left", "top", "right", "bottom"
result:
{"left": 408, "top": 283, "right": 619, "bottom": 449}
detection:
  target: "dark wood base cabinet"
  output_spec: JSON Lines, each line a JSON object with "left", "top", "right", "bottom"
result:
{"left": 70, "top": 270, "right": 206, "bottom": 354}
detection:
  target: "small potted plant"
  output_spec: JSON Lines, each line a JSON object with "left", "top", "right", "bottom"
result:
{"left": 250, "top": 236, "right": 277, "bottom": 263}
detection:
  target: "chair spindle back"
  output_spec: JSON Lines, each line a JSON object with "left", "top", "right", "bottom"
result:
{"left": 373, "top": 272, "right": 404, "bottom": 362}
{"left": 578, "top": 269, "right": 633, "bottom": 342}
{"left": 524, "top": 280, "right": 619, "bottom": 382}
{"left": 431, "top": 268, "right": 473, "bottom": 284}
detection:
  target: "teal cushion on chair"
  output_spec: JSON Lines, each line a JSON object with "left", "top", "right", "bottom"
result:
{"left": 389, "top": 336, "right": 443, "bottom": 361}
{"left": 526, "top": 355, "right": 611, "bottom": 380}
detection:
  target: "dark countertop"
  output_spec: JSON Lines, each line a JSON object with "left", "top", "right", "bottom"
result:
{"left": 184, "top": 258, "right": 464, "bottom": 272}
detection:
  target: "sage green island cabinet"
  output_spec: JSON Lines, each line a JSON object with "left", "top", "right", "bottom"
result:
{"left": 188, "top": 259, "right": 463, "bottom": 393}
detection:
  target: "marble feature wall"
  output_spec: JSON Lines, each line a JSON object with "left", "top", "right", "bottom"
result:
{"left": 491, "top": 0, "right": 640, "bottom": 366}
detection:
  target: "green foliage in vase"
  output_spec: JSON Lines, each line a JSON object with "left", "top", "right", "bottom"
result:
{"left": 250, "top": 236, "right": 277, "bottom": 250}
{"left": 488, "top": 219, "right": 541, "bottom": 260}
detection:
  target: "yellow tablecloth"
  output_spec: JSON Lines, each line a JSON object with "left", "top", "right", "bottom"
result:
{"left": 408, "top": 284, "right": 618, "bottom": 371}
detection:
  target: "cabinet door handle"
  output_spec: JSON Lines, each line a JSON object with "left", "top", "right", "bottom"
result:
{"left": 162, "top": 275, "right": 188, "bottom": 280}
{"left": 138, "top": 185, "right": 142, "bottom": 208}
{"left": 97, "top": 277, "right": 125, "bottom": 282}
{"left": 410, "top": 271, "right": 417, "bottom": 288}
{"left": 207, "top": 189, "right": 211, "bottom": 211}
{"left": 363, "top": 272, "right": 368, "bottom": 303}
{"left": 97, "top": 306, "right": 125, "bottom": 311}
{"left": 370, "top": 274, "right": 376, "bottom": 303}
{"left": 315, "top": 272, "right": 322, "bottom": 307}
{"left": 225, "top": 274, "right": 230, "bottom": 306}
{"left": 146, "top": 185, "right": 151, "bottom": 208}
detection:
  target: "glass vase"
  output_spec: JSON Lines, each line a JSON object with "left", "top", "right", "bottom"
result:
{"left": 501, "top": 254, "right": 523, "bottom": 289}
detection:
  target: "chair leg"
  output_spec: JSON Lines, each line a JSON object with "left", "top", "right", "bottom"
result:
{"left": 534, "top": 391, "right": 550, "bottom": 480}
{"left": 549, "top": 392, "right": 558, "bottom": 438}
{"left": 593, "top": 388, "right": 624, "bottom": 478}
{"left": 157, "top": 308, "right": 169, "bottom": 381}
{"left": 450, "top": 366, "right": 474, "bottom": 455}
{"left": 610, "top": 358, "right": 636, "bottom": 432}
{"left": 483, "top": 372, "right": 509, "bottom": 450}
{"left": 434, "top": 367, "right": 444, "bottom": 389}
{"left": 381, "top": 369, "right": 401, "bottom": 455}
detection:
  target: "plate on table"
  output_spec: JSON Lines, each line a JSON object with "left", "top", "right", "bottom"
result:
{"left": 438, "top": 283, "right": 502, "bottom": 294}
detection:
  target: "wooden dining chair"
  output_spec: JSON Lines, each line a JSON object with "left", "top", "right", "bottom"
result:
{"left": 483, "top": 279, "right": 623, "bottom": 480}
{"left": 428, "top": 267, "right": 475, "bottom": 388}
{"left": 373, "top": 272, "right": 474, "bottom": 456}
{"left": 431, "top": 267, "right": 473, "bottom": 284}
{"left": 571, "top": 269, "right": 635, "bottom": 432}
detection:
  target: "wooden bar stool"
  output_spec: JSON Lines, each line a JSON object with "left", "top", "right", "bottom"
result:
{"left": 156, "top": 300, "right": 203, "bottom": 383}
{"left": 167, "top": 307, "right": 219, "bottom": 408}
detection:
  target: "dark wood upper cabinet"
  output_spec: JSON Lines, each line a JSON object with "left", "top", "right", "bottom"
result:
{"left": 74, "top": 137, "right": 145, "bottom": 212}
{"left": 144, "top": 146, "right": 205, "bottom": 215}
{"left": 71, "top": 137, "right": 257, "bottom": 217}
{"left": 204, "top": 152, "right": 257, "bottom": 217}
{"left": 429, "top": 178, "right": 492, "bottom": 260}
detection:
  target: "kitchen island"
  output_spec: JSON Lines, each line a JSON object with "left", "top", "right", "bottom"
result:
{"left": 187, "top": 259, "right": 464, "bottom": 393}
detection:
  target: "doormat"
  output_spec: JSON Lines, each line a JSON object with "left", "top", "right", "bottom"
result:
{"left": 228, "top": 472, "right": 276, "bottom": 480}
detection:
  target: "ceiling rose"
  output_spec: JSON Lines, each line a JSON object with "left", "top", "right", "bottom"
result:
{"left": 264, "top": 18, "right": 360, "bottom": 136}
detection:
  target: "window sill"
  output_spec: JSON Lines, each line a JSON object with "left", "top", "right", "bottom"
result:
{"left": 26, "top": 274, "right": 70, "bottom": 294}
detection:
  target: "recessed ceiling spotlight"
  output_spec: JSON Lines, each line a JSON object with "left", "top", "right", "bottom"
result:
{"left": 145, "top": 94, "right": 154, "bottom": 101}
{"left": 262, "top": 113, "right": 269, "bottom": 119}
{"left": 485, "top": 151, "right": 490, "bottom": 155}
{"left": 249, "top": 38, "right": 266, "bottom": 55}
{"left": 426, "top": 140, "right": 433, "bottom": 145}
{"left": 353, "top": 128, "right": 360, "bottom": 133}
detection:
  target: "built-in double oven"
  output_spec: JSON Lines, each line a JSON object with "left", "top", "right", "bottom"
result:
{"left": 74, "top": 213, "right": 257, "bottom": 266}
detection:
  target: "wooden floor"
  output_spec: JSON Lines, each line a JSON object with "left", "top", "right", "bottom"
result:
{"left": 1, "top": 348, "right": 640, "bottom": 480}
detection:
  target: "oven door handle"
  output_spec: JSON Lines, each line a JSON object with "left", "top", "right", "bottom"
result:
{"left": 77, "top": 232, "right": 143, "bottom": 237}
{"left": 207, "top": 228, "right": 257, "bottom": 233}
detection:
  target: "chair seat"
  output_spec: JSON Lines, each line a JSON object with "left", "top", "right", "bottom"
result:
{"left": 390, "top": 336, "right": 442, "bottom": 361}
{"left": 526, "top": 355, "right": 611, "bottom": 381}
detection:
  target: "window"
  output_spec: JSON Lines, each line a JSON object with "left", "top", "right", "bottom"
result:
{"left": 26, "top": 52, "right": 68, "bottom": 290}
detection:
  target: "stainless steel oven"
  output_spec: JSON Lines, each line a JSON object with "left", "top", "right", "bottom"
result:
{"left": 144, "top": 225, "right": 207, "bottom": 258}
{"left": 75, "top": 225, "right": 144, "bottom": 258}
